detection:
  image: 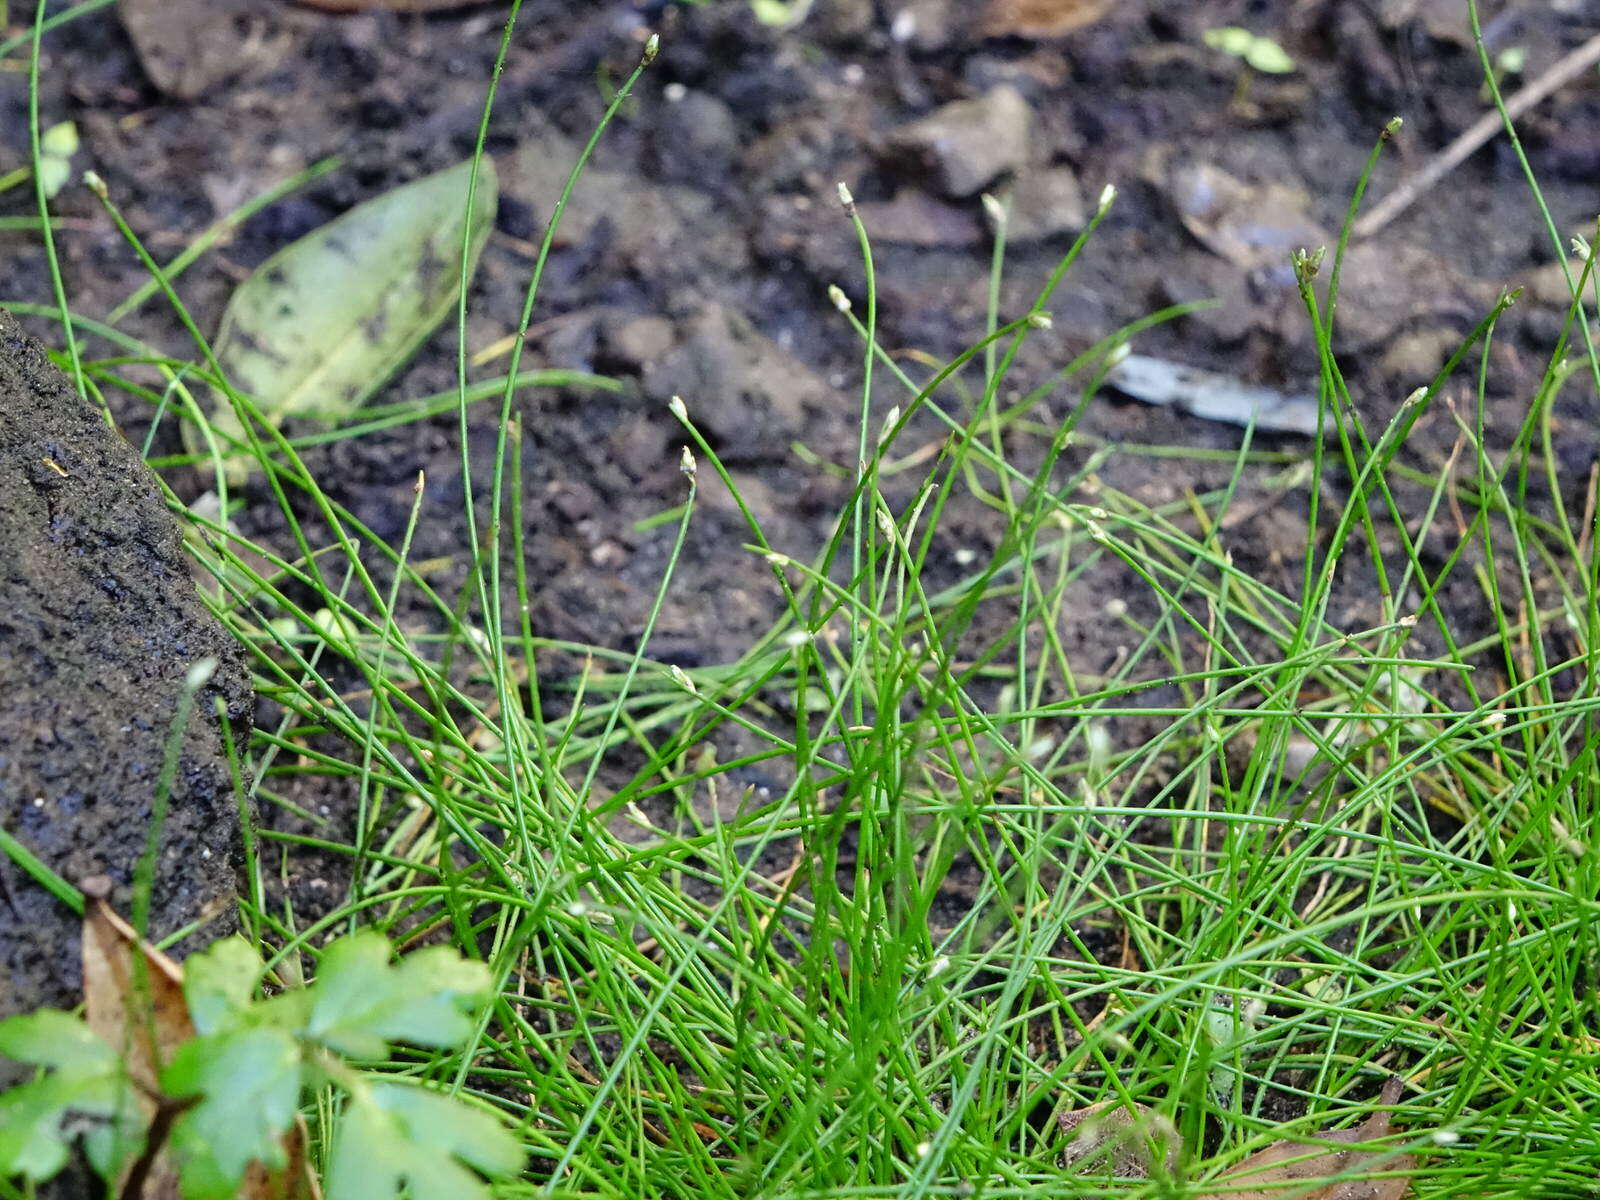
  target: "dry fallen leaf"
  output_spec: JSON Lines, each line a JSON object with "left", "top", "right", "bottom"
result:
{"left": 81, "top": 886, "right": 194, "bottom": 1097}
{"left": 1058, "top": 1100, "right": 1179, "bottom": 1180}
{"left": 979, "top": 0, "right": 1113, "bottom": 38}
{"left": 81, "top": 885, "right": 196, "bottom": 1199}
{"left": 79, "top": 886, "right": 318, "bottom": 1200}
{"left": 241, "top": 1117, "right": 322, "bottom": 1200}
{"left": 1198, "top": 1077, "right": 1414, "bottom": 1200}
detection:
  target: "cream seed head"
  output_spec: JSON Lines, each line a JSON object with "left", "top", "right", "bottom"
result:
{"left": 981, "top": 192, "right": 1006, "bottom": 229}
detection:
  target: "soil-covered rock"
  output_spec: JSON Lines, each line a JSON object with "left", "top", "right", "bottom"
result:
{"left": 0, "top": 308, "right": 251, "bottom": 1035}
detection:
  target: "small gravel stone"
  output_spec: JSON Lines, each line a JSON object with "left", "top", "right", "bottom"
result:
{"left": 886, "top": 85, "right": 1033, "bottom": 198}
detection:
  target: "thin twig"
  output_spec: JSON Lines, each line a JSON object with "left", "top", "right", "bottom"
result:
{"left": 1353, "top": 30, "right": 1600, "bottom": 240}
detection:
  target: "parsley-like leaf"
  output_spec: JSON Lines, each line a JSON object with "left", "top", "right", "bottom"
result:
{"left": 325, "top": 1082, "right": 523, "bottom": 1200}
{"left": 0, "top": 1010, "right": 143, "bottom": 1183}
{"left": 162, "top": 1027, "right": 302, "bottom": 1200}
{"left": 182, "top": 936, "right": 264, "bottom": 1036}
{"left": 306, "top": 931, "right": 492, "bottom": 1059}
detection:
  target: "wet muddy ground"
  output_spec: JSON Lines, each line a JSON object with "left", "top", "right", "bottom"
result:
{"left": 2, "top": 1, "right": 1598, "bottom": 974}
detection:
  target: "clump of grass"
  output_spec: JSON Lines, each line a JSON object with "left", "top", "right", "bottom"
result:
{"left": 6, "top": 2, "right": 1600, "bottom": 1196}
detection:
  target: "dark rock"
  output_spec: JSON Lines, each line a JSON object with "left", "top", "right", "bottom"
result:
{"left": 654, "top": 89, "right": 741, "bottom": 186}
{"left": 885, "top": 85, "right": 1033, "bottom": 198}
{"left": 609, "top": 415, "right": 672, "bottom": 482}
{"left": 641, "top": 304, "right": 828, "bottom": 461}
{"left": 855, "top": 190, "right": 984, "bottom": 247}
{"left": 0, "top": 309, "right": 250, "bottom": 1036}
{"left": 814, "top": 0, "right": 877, "bottom": 44}
{"left": 1376, "top": 0, "right": 1479, "bottom": 46}
{"left": 503, "top": 117, "right": 604, "bottom": 245}
{"left": 892, "top": 0, "right": 961, "bottom": 52}
{"left": 504, "top": 117, "right": 750, "bottom": 282}
{"left": 743, "top": 115, "right": 849, "bottom": 196}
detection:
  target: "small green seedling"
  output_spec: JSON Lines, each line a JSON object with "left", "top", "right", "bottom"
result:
{"left": 0, "top": 926, "right": 522, "bottom": 1200}
{"left": 748, "top": 0, "right": 811, "bottom": 25}
{"left": 676, "top": 0, "right": 812, "bottom": 27}
{"left": 1202, "top": 27, "right": 1295, "bottom": 116}
{"left": 0, "top": 120, "right": 78, "bottom": 200}
{"left": 1202, "top": 26, "right": 1296, "bottom": 74}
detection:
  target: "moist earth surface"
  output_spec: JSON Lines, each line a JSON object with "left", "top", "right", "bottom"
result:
{"left": 0, "top": 0, "right": 1595, "bottom": 1004}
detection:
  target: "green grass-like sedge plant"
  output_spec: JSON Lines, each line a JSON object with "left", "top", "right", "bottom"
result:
{"left": 4, "top": 0, "right": 1600, "bottom": 1195}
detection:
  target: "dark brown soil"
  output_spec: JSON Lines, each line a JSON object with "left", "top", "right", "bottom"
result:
{"left": 0, "top": 308, "right": 251, "bottom": 1032}
{"left": 0, "top": 0, "right": 1597, "bottom": 998}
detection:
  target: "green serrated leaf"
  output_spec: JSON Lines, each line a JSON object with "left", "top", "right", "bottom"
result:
{"left": 368, "top": 1082, "right": 522, "bottom": 1178}
{"left": 377, "top": 946, "right": 495, "bottom": 1050}
{"left": 0, "top": 1010, "right": 117, "bottom": 1074}
{"left": 307, "top": 931, "right": 492, "bottom": 1059}
{"left": 0, "top": 1075, "right": 92, "bottom": 1181}
{"left": 325, "top": 1083, "right": 522, "bottom": 1200}
{"left": 183, "top": 936, "right": 264, "bottom": 1036}
{"left": 195, "top": 156, "right": 498, "bottom": 478}
{"left": 163, "top": 1028, "right": 302, "bottom": 1200}
{"left": 0, "top": 1012, "right": 143, "bottom": 1184}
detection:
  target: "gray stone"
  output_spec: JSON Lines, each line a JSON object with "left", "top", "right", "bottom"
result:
{"left": 0, "top": 309, "right": 251, "bottom": 1035}
{"left": 119, "top": 0, "right": 262, "bottom": 98}
{"left": 886, "top": 84, "right": 1033, "bottom": 198}
{"left": 1002, "top": 165, "right": 1087, "bottom": 243}
{"left": 503, "top": 117, "right": 610, "bottom": 245}
{"left": 605, "top": 314, "right": 677, "bottom": 372}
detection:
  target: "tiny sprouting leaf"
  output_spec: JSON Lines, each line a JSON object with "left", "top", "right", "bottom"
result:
{"left": 0, "top": 1011, "right": 143, "bottom": 1184}
{"left": 163, "top": 1028, "right": 303, "bottom": 1200}
{"left": 306, "top": 930, "right": 493, "bottom": 1059}
{"left": 183, "top": 935, "right": 264, "bottom": 1035}
{"left": 40, "top": 120, "right": 78, "bottom": 160}
{"left": 325, "top": 1082, "right": 523, "bottom": 1200}
{"left": 193, "top": 156, "right": 498, "bottom": 480}
{"left": 1244, "top": 37, "right": 1296, "bottom": 74}
{"left": 1201, "top": 26, "right": 1296, "bottom": 73}
{"left": 1202, "top": 26, "right": 1255, "bottom": 56}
